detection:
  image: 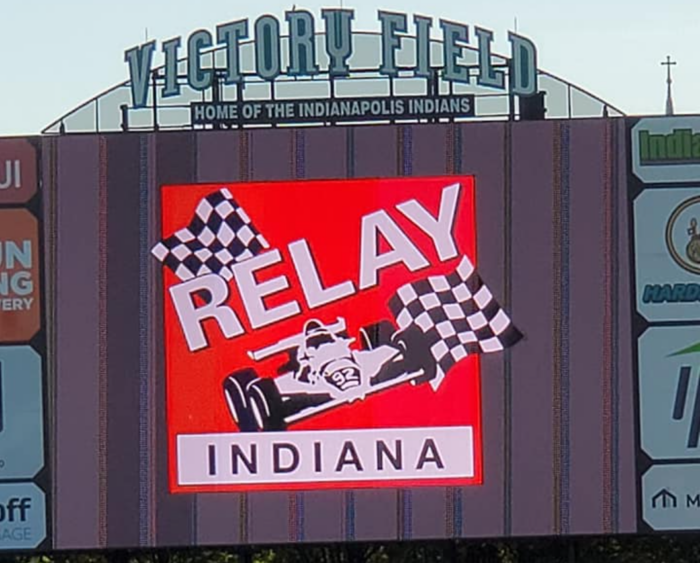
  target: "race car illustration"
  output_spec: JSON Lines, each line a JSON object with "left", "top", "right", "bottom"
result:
{"left": 223, "top": 317, "right": 437, "bottom": 432}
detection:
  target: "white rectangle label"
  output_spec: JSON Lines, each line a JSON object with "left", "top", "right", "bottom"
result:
{"left": 177, "top": 426, "right": 474, "bottom": 486}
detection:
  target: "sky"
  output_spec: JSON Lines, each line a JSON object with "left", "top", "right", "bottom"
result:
{"left": 2, "top": 0, "right": 699, "bottom": 135}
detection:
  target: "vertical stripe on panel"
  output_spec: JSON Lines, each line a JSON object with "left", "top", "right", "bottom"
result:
{"left": 98, "top": 137, "right": 109, "bottom": 547}
{"left": 397, "top": 124, "right": 412, "bottom": 541}
{"left": 552, "top": 123, "right": 572, "bottom": 535}
{"left": 454, "top": 123, "right": 464, "bottom": 539}
{"left": 105, "top": 135, "right": 142, "bottom": 548}
{"left": 399, "top": 125, "right": 413, "bottom": 176}
{"left": 346, "top": 128, "right": 355, "bottom": 179}
{"left": 601, "top": 120, "right": 614, "bottom": 534}
{"left": 445, "top": 123, "right": 463, "bottom": 539}
{"left": 191, "top": 137, "right": 199, "bottom": 545}
{"left": 610, "top": 121, "right": 621, "bottom": 532}
{"left": 154, "top": 132, "right": 197, "bottom": 548}
{"left": 289, "top": 129, "right": 306, "bottom": 543}
{"left": 239, "top": 129, "right": 250, "bottom": 544}
{"left": 342, "top": 125, "right": 356, "bottom": 542}
{"left": 147, "top": 134, "right": 160, "bottom": 545}
{"left": 139, "top": 134, "right": 155, "bottom": 545}
{"left": 288, "top": 492, "right": 305, "bottom": 543}
{"left": 444, "top": 487, "right": 463, "bottom": 539}
{"left": 503, "top": 123, "right": 513, "bottom": 537}
{"left": 241, "top": 130, "right": 251, "bottom": 182}
{"left": 239, "top": 494, "right": 249, "bottom": 544}
{"left": 44, "top": 139, "right": 59, "bottom": 540}
{"left": 552, "top": 127, "right": 562, "bottom": 533}
{"left": 342, "top": 488, "right": 356, "bottom": 541}
{"left": 55, "top": 137, "right": 102, "bottom": 548}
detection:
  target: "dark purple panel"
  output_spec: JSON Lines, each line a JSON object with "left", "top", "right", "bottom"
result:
{"left": 349, "top": 125, "right": 400, "bottom": 542}
{"left": 105, "top": 134, "right": 143, "bottom": 547}
{"left": 299, "top": 491, "right": 342, "bottom": 543}
{"left": 246, "top": 128, "right": 292, "bottom": 543}
{"left": 142, "top": 132, "right": 160, "bottom": 547}
{"left": 409, "top": 488, "right": 449, "bottom": 540}
{"left": 250, "top": 129, "right": 294, "bottom": 181}
{"left": 193, "top": 130, "right": 244, "bottom": 546}
{"left": 411, "top": 124, "right": 448, "bottom": 177}
{"left": 295, "top": 127, "right": 346, "bottom": 543}
{"left": 614, "top": 119, "right": 638, "bottom": 533}
{"left": 304, "top": 127, "right": 348, "bottom": 181}
{"left": 154, "top": 132, "right": 197, "bottom": 547}
{"left": 197, "top": 131, "right": 242, "bottom": 182}
{"left": 353, "top": 126, "right": 399, "bottom": 178}
{"left": 407, "top": 123, "right": 451, "bottom": 539}
{"left": 248, "top": 493, "right": 292, "bottom": 544}
{"left": 509, "top": 122, "right": 556, "bottom": 536}
{"left": 54, "top": 136, "right": 102, "bottom": 549}
{"left": 461, "top": 122, "right": 508, "bottom": 538}
{"left": 568, "top": 120, "right": 606, "bottom": 534}
{"left": 352, "top": 489, "right": 399, "bottom": 541}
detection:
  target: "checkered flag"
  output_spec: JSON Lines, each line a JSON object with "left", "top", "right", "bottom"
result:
{"left": 151, "top": 188, "right": 269, "bottom": 281}
{"left": 388, "top": 256, "right": 522, "bottom": 389}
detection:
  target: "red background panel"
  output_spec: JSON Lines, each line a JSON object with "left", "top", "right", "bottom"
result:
{"left": 160, "top": 176, "right": 482, "bottom": 492}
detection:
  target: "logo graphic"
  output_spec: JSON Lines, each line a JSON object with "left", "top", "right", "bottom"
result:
{"left": 632, "top": 117, "right": 700, "bottom": 183}
{"left": 634, "top": 188, "right": 700, "bottom": 321}
{"left": 0, "top": 160, "right": 21, "bottom": 191}
{"left": 652, "top": 488, "right": 678, "bottom": 509}
{"left": 153, "top": 177, "right": 521, "bottom": 492}
{"left": 638, "top": 129, "right": 700, "bottom": 167}
{"left": 666, "top": 195, "right": 700, "bottom": 275}
{"left": 0, "top": 210, "right": 41, "bottom": 342}
{"left": 637, "top": 327, "right": 700, "bottom": 460}
{"left": 0, "top": 139, "right": 37, "bottom": 205}
{"left": 643, "top": 465, "right": 700, "bottom": 530}
{"left": 0, "top": 348, "right": 45, "bottom": 480}
{"left": 0, "top": 483, "right": 46, "bottom": 549}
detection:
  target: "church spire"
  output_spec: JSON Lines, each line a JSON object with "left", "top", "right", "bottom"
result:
{"left": 661, "top": 55, "right": 677, "bottom": 116}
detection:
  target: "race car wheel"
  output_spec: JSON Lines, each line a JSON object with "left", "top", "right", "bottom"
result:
{"left": 248, "top": 378, "right": 287, "bottom": 432}
{"left": 360, "top": 320, "right": 396, "bottom": 350}
{"left": 223, "top": 369, "right": 258, "bottom": 432}
{"left": 392, "top": 325, "right": 437, "bottom": 384}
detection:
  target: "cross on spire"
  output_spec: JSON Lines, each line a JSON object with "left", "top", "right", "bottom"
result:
{"left": 662, "top": 55, "right": 677, "bottom": 116}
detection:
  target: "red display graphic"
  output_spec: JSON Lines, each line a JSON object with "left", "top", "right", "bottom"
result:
{"left": 156, "top": 177, "right": 520, "bottom": 493}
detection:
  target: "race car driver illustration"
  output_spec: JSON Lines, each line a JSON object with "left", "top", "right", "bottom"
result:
{"left": 223, "top": 317, "right": 436, "bottom": 432}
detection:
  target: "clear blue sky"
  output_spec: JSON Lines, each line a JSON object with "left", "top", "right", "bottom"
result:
{"left": 1, "top": 0, "right": 697, "bottom": 135}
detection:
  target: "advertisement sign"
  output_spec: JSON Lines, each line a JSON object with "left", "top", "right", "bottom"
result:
{"left": 0, "top": 347, "right": 44, "bottom": 480}
{"left": 0, "top": 139, "right": 37, "bottom": 205}
{"left": 0, "top": 210, "right": 41, "bottom": 342}
{"left": 0, "top": 483, "right": 46, "bottom": 550}
{"left": 153, "top": 177, "right": 521, "bottom": 492}
{"left": 633, "top": 187, "right": 700, "bottom": 322}
{"left": 642, "top": 464, "right": 700, "bottom": 531}
{"left": 125, "top": 10, "right": 538, "bottom": 109}
{"left": 191, "top": 95, "right": 476, "bottom": 127}
{"left": 637, "top": 327, "right": 700, "bottom": 460}
{"left": 632, "top": 117, "right": 700, "bottom": 184}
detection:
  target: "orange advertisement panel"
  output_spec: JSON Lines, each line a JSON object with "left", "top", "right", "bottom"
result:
{"left": 0, "top": 209, "right": 41, "bottom": 342}
{"left": 153, "top": 177, "right": 522, "bottom": 493}
{"left": 0, "top": 139, "right": 37, "bottom": 205}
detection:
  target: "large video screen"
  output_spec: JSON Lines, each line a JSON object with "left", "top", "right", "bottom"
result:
{"left": 8, "top": 117, "right": 699, "bottom": 551}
